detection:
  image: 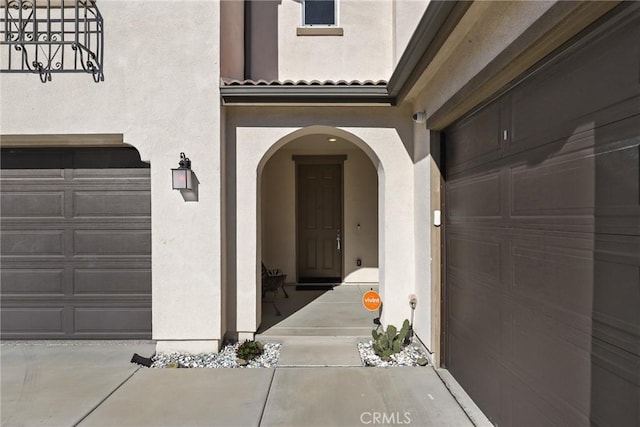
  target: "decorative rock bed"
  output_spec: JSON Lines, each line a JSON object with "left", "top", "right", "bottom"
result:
{"left": 151, "top": 342, "right": 281, "bottom": 368}
{"left": 358, "top": 340, "right": 430, "bottom": 367}
{"left": 146, "top": 339, "right": 429, "bottom": 369}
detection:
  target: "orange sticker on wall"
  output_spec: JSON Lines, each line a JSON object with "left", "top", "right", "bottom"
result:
{"left": 362, "top": 290, "right": 381, "bottom": 311}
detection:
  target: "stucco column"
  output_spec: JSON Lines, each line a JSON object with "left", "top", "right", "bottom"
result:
{"left": 235, "top": 154, "right": 260, "bottom": 337}
{"left": 412, "top": 125, "right": 434, "bottom": 351}
{"left": 364, "top": 129, "right": 416, "bottom": 329}
{"left": 235, "top": 127, "right": 283, "bottom": 337}
{"left": 152, "top": 144, "right": 223, "bottom": 354}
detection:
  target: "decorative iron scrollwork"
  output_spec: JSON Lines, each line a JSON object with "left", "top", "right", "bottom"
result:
{"left": 1, "top": 0, "right": 104, "bottom": 82}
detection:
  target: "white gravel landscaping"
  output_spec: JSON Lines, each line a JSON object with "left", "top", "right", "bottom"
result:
{"left": 358, "top": 340, "right": 430, "bottom": 367}
{"left": 150, "top": 342, "right": 281, "bottom": 368}
{"left": 145, "top": 339, "right": 430, "bottom": 368}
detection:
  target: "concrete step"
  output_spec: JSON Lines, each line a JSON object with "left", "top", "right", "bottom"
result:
{"left": 257, "top": 326, "right": 373, "bottom": 337}
{"left": 256, "top": 336, "right": 366, "bottom": 367}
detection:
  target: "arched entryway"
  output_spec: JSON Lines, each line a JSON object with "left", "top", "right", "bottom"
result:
{"left": 260, "top": 134, "right": 379, "bottom": 284}
{"left": 234, "top": 125, "right": 416, "bottom": 340}
{"left": 258, "top": 133, "right": 379, "bottom": 332}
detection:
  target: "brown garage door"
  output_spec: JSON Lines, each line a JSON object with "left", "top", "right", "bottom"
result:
{"left": 444, "top": 8, "right": 639, "bottom": 427}
{"left": 1, "top": 147, "right": 152, "bottom": 339}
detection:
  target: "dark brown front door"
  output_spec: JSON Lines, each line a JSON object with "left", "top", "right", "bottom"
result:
{"left": 297, "top": 163, "right": 342, "bottom": 282}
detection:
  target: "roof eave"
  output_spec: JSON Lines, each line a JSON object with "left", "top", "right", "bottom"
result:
{"left": 219, "top": 1, "right": 472, "bottom": 107}
{"left": 387, "top": 1, "right": 472, "bottom": 103}
{"left": 220, "top": 85, "right": 394, "bottom": 105}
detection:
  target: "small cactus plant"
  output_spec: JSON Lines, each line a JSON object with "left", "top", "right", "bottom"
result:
{"left": 371, "top": 319, "right": 410, "bottom": 361}
{"left": 236, "top": 340, "right": 264, "bottom": 362}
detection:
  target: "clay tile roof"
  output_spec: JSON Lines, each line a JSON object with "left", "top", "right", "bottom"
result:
{"left": 219, "top": 78, "right": 391, "bottom": 105}
{"left": 221, "top": 78, "right": 387, "bottom": 87}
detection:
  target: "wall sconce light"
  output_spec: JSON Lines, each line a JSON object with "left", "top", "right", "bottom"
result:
{"left": 172, "top": 152, "right": 193, "bottom": 190}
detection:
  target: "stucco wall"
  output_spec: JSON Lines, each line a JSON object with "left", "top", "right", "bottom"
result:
{"left": 247, "top": 0, "right": 393, "bottom": 81}
{"left": 261, "top": 139, "right": 379, "bottom": 283}
{"left": 393, "top": 0, "right": 430, "bottom": 65}
{"left": 409, "top": 124, "right": 430, "bottom": 350}
{"left": 246, "top": 0, "right": 279, "bottom": 81}
{"left": 0, "top": 0, "right": 224, "bottom": 353}
{"left": 220, "top": 0, "right": 245, "bottom": 80}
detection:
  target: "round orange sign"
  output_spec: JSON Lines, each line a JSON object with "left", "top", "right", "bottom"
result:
{"left": 362, "top": 290, "right": 381, "bottom": 311}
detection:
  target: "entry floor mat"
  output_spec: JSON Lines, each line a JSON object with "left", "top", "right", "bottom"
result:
{"left": 295, "top": 283, "right": 338, "bottom": 291}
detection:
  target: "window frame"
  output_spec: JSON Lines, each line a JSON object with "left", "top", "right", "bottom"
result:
{"left": 301, "top": 0, "right": 338, "bottom": 27}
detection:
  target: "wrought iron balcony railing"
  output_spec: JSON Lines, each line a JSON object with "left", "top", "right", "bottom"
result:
{"left": 1, "top": 0, "right": 103, "bottom": 82}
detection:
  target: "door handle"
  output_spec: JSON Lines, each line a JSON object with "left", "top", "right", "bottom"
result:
{"left": 337, "top": 228, "right": 341, "bottom": 250}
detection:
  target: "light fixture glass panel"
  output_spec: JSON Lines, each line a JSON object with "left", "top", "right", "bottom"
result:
{"left": 172, "top": 169, "right": 192, "bottom": 190}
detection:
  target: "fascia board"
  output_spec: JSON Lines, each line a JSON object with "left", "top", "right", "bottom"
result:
{"left": 387, "top": 1, "right": 472, "bottom": 102}
{"left": 220, "top": 85, "right": 393, "bottom": 105}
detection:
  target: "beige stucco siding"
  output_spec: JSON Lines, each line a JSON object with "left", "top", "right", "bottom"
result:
{"left": 343, "top": 149, "right": 379, "bottom": 282}
{"left": 393, "top": 0, "right": 431, "bottom": 65}
{"left": 248, "top": 0, "right": 393, "bottom": 81}
{"left": 0, "top": 0, "right": 224, "bottom": 353}
{"left": 220, "top": 0, "right": 245, "bottom": 80}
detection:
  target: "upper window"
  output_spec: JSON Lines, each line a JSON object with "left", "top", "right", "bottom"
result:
{"left": 303, "top": 0, "right": 336, "bottom": 26}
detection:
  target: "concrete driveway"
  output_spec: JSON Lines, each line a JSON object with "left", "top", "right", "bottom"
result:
{"left": 1, "top": 341, "right": 489, "bottom": 427}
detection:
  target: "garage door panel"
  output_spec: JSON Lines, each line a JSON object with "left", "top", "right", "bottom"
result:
{"left": 449, "top": 293, "right": 593, "bottom": 426}
{"left": 447, "top": 171, "right": 502, "bottom": 220}
{"left": 509, "top": 19, "right": 640, "bottom": 151}
{"left": 74, "top": 269, "right": 151, "bottom": 295}
{"left": 594, "top": 141, "right": 640, "bottom": 236}
{"left": 1, "top": 191, "right": 65, "bottom": 217}
{"left": 1, "top": 307, "right": 65, "bottom": 334}
{"left": 594, "top": 234, "right": 640, "bottom": 356}
{"left": 510, "top": 374, "right": 586, "bottom": 427}
{"left": 512, "top": 244, "right": 592, "bottom": 319}
{"left": 591, "top": 337, "right": 640, "bottom": 427}
{"left": 448, "top": 284, "right": 503, "bottom": 356}
{"left": 1, "top": 269, "right": 65, "bottom": 294}
{"left": 510, "top": 394, "right": 557, "bottom": 427}
{"left": 447, "top": 234, "right": 502, "bottom": 283}
{"left": 73, "top": 191, "right": 151, "bottom": 217}
{"left": 593, "top": 262, "right": 639, "bottom": 348}
{"left": 74, "top": 307, "right": 152, "bottom": 334}
{"left": 510, "top": 153, "right": 595, "bottom": 216}
{"left": 73, "top": 230, "right": 151, "bottom": 256}
{"left": 1, "top": 230, "right": 65, "bottom": 256}
{"left": 512, "top": 307, "right": 591, "bottom": 412}
{"left": 72, "top": 168, "right": 150, "bottom": 181}
{"left": 448, "top": 330, "right": 503, "bottom": 423}
{"left": 0, "top": 169, "right": 65, "bottom": 180}
{"left": 445, "top": 101, "right": 503, "bottom": 175}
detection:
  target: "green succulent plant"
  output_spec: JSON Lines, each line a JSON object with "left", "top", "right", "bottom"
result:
{"left": 236, "top": 340, "right": 264, "bottom": 361}
{"left": 371, "top": 319, "right": 410, "bottom": 361}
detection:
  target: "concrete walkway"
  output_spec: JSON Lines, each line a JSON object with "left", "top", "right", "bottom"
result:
{"left": 2, "top": 285, "right": 491, "bottom": 426}
{"left": 258, "top": 284, "right": 378, "bottom": 337}
{"left": 1, "top": 342, "right": 482, "bottom": 427}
